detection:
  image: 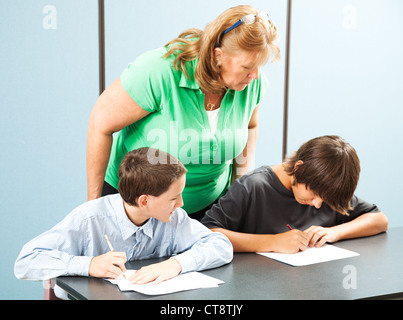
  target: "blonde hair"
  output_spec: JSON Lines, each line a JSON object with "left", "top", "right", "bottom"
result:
{"left": 164, "top": 5, "right": 280, "bottom": 94}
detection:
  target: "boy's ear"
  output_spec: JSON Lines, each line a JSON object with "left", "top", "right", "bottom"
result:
{"left": 137, "top": 195, "right": 149, "bottom": 208}
{"left": 293, "top": 160, "right": 304, "bottom": 171}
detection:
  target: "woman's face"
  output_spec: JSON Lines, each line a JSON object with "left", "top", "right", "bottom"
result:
{"left": 215, "top": 48, "right": 260, "bottom": 91}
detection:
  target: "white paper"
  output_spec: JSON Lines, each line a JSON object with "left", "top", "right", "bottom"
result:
{"left": 257, "top": 244, "right": 359, "bottom": 266}
{"left": 106, "top": 270, "right": 224, "bottom": 295}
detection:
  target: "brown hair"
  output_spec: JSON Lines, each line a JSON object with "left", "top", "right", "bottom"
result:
{"left": 283, "top": 136, "right": 361, "bottom": 215}
{"left": 118, "top": 147, "right": 187, "bottom": 206}
{"left": 163, "top": 5, "right": 280, "bottom": 94}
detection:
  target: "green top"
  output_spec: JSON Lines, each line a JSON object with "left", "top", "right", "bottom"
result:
{"left": 105, "top": 46, "right": 268, "bottom": 214}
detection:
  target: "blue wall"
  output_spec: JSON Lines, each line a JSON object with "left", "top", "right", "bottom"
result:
{"left": 287, "top": 0, "right": 403, "bottom": 227}
{"left": 0, "top": 0, "right": 99, "bottom": 299}
{"left": 1, "top": 0, "right": 402, "bottom": 299}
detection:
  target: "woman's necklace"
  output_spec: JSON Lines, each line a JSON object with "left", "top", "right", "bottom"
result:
{"left": 206, "top": 93, "right": 222, "bottom": 111}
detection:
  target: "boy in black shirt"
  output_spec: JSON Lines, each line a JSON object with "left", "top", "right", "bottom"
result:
{"left": 201, "top": 135, "right": 388, "bottom": 253}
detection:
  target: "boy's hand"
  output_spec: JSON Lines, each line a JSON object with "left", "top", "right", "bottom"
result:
{"left": 89, "top": 251, "right": 127, "bottom": 278}
{"left": 128, "top": 258, "right": 182, "bottom": 285}
{"left": 304, "top": 225, "right": 339, "bottom": 247}
{"left": 272, "top": 230, "right": 310, "bottom": 253}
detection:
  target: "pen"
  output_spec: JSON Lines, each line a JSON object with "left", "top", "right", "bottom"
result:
{"left": 286, "top": 224, "right": 293, "bottom": 231}
{"left": 104, "top": 234, "right": 126, "bottom": 279}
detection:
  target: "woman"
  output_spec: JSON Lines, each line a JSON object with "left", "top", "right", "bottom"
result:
{"left": 86, "top": 5, "right": 280, "bottom": 220}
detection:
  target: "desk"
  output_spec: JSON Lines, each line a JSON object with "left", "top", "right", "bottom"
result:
{"left": 56, "top": 227, "right": 403, "bottom": 300}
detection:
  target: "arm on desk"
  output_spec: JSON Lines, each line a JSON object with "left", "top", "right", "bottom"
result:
{"left": 210, "top": 228, "right": 310, "bottom": 253}
{"left": 211, "top": 211, "right": 388, "bottom": 252}
{"left": 305, "top": 211, "right": 388, "bottom": 247}
{"left": 128, "top": 257, "right": 182, "bottom": 285}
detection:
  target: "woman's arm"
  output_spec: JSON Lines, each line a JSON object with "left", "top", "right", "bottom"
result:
{"left": 232, "top": 105, "right": 259, "bottom": 182}
{"left": 86, "top": 78, "right": 150, "bottom": 200}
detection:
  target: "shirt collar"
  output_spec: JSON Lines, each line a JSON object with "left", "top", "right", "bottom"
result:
{"left": 178, "top": 58, "right": 200, "bottom": 90}
{"left": 138, "top": 218, "right": 155, "bottom": 239}
{"left": 178, "top": 58, "right": 236, "bottom": 96}
{"left": 113, "top": 195, "right": 155, "bottom": 240}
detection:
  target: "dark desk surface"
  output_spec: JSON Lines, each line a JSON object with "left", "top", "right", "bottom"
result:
{"left": 57, "top": 227, "right": 403, "bottom": 300}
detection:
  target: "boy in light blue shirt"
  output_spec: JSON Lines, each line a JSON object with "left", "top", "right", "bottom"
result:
{"left": 15, "top": 148, "right": 233, "bottom": 291}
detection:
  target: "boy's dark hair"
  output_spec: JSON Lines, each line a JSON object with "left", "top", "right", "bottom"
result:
{"left": 118, "top": 147, "right": 187, "bottom": 206}
{"left": 283, "top": 135, "right": 360, "bottom": 215}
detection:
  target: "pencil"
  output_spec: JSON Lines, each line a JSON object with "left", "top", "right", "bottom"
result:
{"left": 286, "top": 224, "right": 293, "bottom": 231}
{"left": 104, "top": 234, "right": 126, "bottom": 279}
{"left": 104, "top": 234, "right": 114, "bottom": 251}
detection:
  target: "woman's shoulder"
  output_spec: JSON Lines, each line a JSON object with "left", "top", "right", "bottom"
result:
{"left": 124, "top": 46, "right": 177, "bottom": 77}
{"left": 120, "top": 46, "right": 181, "bottom": 106}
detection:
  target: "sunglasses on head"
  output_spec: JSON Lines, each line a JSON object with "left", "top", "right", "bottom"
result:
{"left": 222, "top": 12, "right": 270, "bottom": 35}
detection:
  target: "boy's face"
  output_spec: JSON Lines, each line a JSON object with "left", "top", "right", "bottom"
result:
{"left": 146, "top": 174, "right": 186, "bottom": 223}
{"left": 291, "top": 183, "right": 324, "bottom": 209}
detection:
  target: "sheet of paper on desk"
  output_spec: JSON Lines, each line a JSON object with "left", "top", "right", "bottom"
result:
{"left": 257, "top": 244, "right": 359, "bottom": 266}
{"left": 106, "top": 270, "right": 224, "bottom": 295}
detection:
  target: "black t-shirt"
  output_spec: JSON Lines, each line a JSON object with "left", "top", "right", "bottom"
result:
{"left": 201, "top": 166, "right": 380, "bottom": 234}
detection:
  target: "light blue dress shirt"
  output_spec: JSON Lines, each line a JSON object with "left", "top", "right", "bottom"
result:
{"left": 14, "top": 194, "right": 233, "bottom": 281}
